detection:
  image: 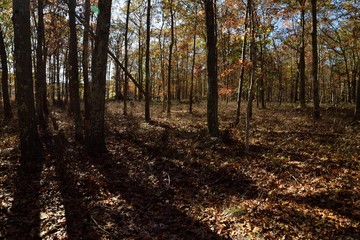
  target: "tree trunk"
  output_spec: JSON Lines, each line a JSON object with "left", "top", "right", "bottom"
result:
{"left": 124, "top": 0, "right": 131, "bottom": 116}
{"left": 13, "top": 0, "right": 42, "bottom": 159}
{"left": 35, "top": 0, "right": 47, "bottom": 127}
{"left": 145, "top": 0, "right": 151, "bottom": 122}
{"left": 299, "top": 0, "right": 306, "bottom": 108}
{"left": 0, "top": 29, "right": 12, "bottom": 119}
{"left": 86, "top": 0, "right": 112, "bottom": 153}
{"left": 68, "top": 0, "right": 83, "bottom": 141}
{"left": 245, "top": 0, "right": 255, "bottom": 153}
{"left": 204, "top": 0, "right": 219, "bottom": 137}
{"left": 311, "top": 0, "right": 320, "bottom": 119}
{"left": 235, "top": 1, "right": 249, "bottom": 124}
{"left": 189, "top": 5, "right": 198, "bottom": 114}
{"left": 167, "top": 0, "right": 174, "bottom": 117}
{"left": 83, "top": 0, "right": 91, "bottom": 136}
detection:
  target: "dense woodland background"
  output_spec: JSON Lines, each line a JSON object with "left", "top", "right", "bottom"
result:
{"left": 0, "top": 0, "right": 360, "bottom": 239}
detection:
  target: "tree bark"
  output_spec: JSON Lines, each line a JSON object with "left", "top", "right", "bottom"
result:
{"left": 235, "top": 1, "right": 249, "bottom": 124}
{"left": 167, "top": 0, "right": 174, "bottom": 117}
{"left": 299, "top": 0, "right": 306, "bottom": 108}
{"left": 68, "top": 0, "right": 83, "bottom": 141}
{"left": 311, "top": 0, "right": 320, "bottom": 119}
{"left": 145, "top": 0, "right": 151, "bottom": 122}
{"left": 86, "top": 0, "right": 112, "bottom": 153}
{"left": 0, "top": 29, "right": 12, "bottom": 119}
{"left": 204, "top": 0, "right": 219, "bottom": 137}
{"left": 245, "top": 0, "right": 255, "bottom": 153}
{"left": 35, "top": 0, "right": 47, "bottom": 127}
{"left": 83, "top": 0, "right": 91, "bottom": 136}
{"left": 124, "top": 0, "right": 131, "bottom": 115}
{"left": 13, "top": 0, "right": 42, "bottom": 159}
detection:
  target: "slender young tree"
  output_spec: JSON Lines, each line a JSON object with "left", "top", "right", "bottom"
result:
{"left": 189, "top": 3, "right": 198, "bottom": 114}
{"left": 311, "top": 0, "right": 320, "bottom": 119}
{"left": 13, "top": 0, "right": 42, "bottom": 159}
{"left": 235, "top": 0, "right": 249, "bottom": 124}
{"left": 35, "top": 0, "right": 47, "bottom": 127}
{"left": 0, "top": 29, "right": 12, "bottom": 119}
{"left": 299, "top": 0, "right": 306, "bottom": 108}
{"left": 68, "top": 0, "right": 83, "bottom": 141}
{"left": 83, "top": 0, "right": 91, "bottom": 136}
{"left": 204, "top": 0, "right": 219, "bottom": 137}
{"left": 245, "top": 0, "right": 255, "bottom": 153}
{"left": 167, "top": 0, "right": 174, "bottom": 117}
{"left": 124, "top": 0, "right": 131, "bottom": 115}
{"left": 145, "top": 0, "right": 151, "bottom": 122}
{"left": 86, "top": 0, "right": 112, "bottom": 153}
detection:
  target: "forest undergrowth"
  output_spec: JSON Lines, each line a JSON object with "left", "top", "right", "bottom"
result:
{"left": 0, "top": 101, "right": 359, "bottom": 239}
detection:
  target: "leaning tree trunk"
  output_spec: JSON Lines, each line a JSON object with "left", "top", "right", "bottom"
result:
{"left": 235, "top": 1, "right": 249, "bottom": 124}
{"left": 0, "top": 29, "right": 12, "bottom": 119}
{"left": 204, "top": 0, "right": 219, "bottom": 137}
{"left": 68, "top": 0, "right": 83, "bottom": 141}
{"left": 86, "top": 0, "right": 112, "bottom": 153}
{"left": 13, "top": 0, "right": 42, "bottom": 159}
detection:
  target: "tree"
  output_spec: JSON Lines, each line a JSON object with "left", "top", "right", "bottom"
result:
{"left": 68, "top": 0, "right": 83, "bottom": 141}
{"left": 204, "top": 0, "right": 219, "bottom": 137}
{"left": 189, "top": 3, "right": 198, "bottom": 114}
{"left": 0, "top": 29, "right": 12, "bottom": 119}
{"left": 167, "top": 0, "right": 175, "bottom": 117}
{"left": 124, "top": 0, "right": 131, "bottom": 115}
{"left": 298, "top": 0, "right": 306, "bottom": 108}
{"left": 86, "top": 0, "right": 112, "bottom": 153}
{"left": 13, "top": 0, "right": 42, "bottom": 159}
{"left": 235, "top": 1, "right": 249, "bottom": 124}
{"left": 245, "top": 0, "right": 255, "bottom": 152}
{"left": 144, "top": 0, "right": 151, "bottom": 122}
{"left": 35, "top": 0, "right": 47, "bottom": 127}
{"left": 311, "top": 0, "right": 320, "bottom": 119}
{"left": 83, "top": 0, "right": 91, "bottom": 136}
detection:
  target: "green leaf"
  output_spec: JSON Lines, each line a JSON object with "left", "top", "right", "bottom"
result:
{"left": 91, "top": 4, "right": 99, "bottom": 15}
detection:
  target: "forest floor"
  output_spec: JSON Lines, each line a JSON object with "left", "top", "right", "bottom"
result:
{"left": 0, "top": 101, "right": 360, "bottom": 240}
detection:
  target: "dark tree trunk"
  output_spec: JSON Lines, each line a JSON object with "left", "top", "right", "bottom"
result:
{"left": 145, "top": 0, "right": 151, "bottom": 122}
{"left": 86, "top": 0, "right": 112, "bottom": 153}
{"left": 311, "top": 0, "right": 320, "bottom": 119}
{"left": 68, "top": 0, "right": 83, "bottom": 141}
{"left": 83, "top": 0, "right": 91, "bottom": 136}
{"left": 0, "top": 29, "right": 12, "bottom": 119}
{"left": 167, "top": 0, "right": 174, "bottom": 117}
{"left": 299, "top": 0, "right": 306, "bottom": 108}
{"left": 35, "top": 0, "right": 47, "bottom": 127}
{"left": 13, "top": 0, "right": 42, "bottom": 159}
{"left": 204, "top": 0, "right": 219, "bottom": 137}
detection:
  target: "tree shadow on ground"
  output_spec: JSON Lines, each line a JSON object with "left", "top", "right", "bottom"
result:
{"left": 5, "top": 158, "right": 43, "bottom": 240}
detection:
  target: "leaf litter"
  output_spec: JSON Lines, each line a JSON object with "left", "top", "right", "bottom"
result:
{"left": 0, "top": 101, "right": 359, "bottom": 239}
